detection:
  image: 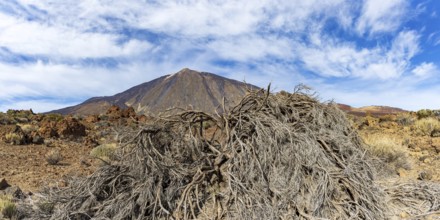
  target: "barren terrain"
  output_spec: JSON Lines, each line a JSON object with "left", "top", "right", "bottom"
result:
{"left": 0, "top": 141, "right": 97, "bottom": 192}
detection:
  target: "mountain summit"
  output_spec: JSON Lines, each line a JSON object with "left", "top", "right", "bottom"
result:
{"left": 52, "top": 68, "right": 257, "bottom": 116}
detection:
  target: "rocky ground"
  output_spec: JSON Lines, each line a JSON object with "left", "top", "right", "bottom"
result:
{"left": 354, "top": 113, "right": 440, "bottom": 183}
{"left": 0, "top": 106, "right": 148, "bottom": 193}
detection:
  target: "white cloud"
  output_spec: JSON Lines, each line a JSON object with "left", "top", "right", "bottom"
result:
{"left": 0, "top": 13, "right": 152, "bottom": 59}
{"left": 412, "top": 62, "right": 439, "bottom": 77}
{"left": 356, "top": 0, "right": 408, "bottom": 35}
{"left": 0, "top": 61, "right": 168, "bottom": 102}
{"left": 13, "top": 0, "right": 354, "bottom": 38}
{"left": 297, "top": 30, "right": 420, "bottom": 79}
{"left": 206, "top": 35, "right": 293, "bottom": 61}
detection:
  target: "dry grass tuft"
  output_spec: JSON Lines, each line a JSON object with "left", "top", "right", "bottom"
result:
{"left": 0, "top": 195, "right": 16, "bottom": 219}
{"left": 362, "top": 134, "right": 411, "bottom": 171}
{"left": 0, "top": 195, "right": 12, "bottom": 209}
{"left": 19, "top": 124, "right": 38, "bottom": 134}
{"left": 413, "top": 117, "right": 440, "bottom": 136}
{"left": 46, "top": 149, "right": 63, "bottom": 165}
{"left": 4, "top": 132, "right": 25, "bottom": 145}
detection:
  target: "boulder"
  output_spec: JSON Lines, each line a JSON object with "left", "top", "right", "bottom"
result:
{"left": 85, "top": 115, "right": 99, "bottom": 123}
{"left": 418, "top": 170, "right": 433, "bottom": 181}
{"left": 38, "top": 120, "right": 58, "bottom": 138}
{"left": 0, "top": 178, "right": 10, "bottom": 190}
{"left": 122, "top": 107, "right": 136, "bottom": 118}
{"left": 56, "top": 117, "right": 86, "bottom": 138}
{"left": 106, "top": 105, "right": 122, "bottom": 118}
{"left": 31, "top": 133, "right": 44, "bottom": 144}
{"left": 431, "top": 129, "right": 440, "bottom": 137}
{"left": 0, "top": 125, "right": 28, "bottom": 145}
{"left": 1, "top": 186, "right": 26, "bottom": 199}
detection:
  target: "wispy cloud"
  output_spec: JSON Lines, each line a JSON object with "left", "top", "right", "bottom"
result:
{"left": 355, "top": 0, "right": 408, "bottom": 35}
{"left": 412, "top": 62, "right": 439, "bottom": 77}
{"left": 296, "top": 30, "right": 420, "bottom": 79}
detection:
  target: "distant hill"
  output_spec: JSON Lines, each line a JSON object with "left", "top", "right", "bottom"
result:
{"left": 51, "top": 68, "right": 258, "bottom": 116}
{"left": 337, "top": 104, "right": 407, "bottom": 117}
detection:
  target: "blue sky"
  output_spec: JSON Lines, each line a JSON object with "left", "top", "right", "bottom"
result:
{"left": 1, "top": 0, "right": 440, "bottom": 112}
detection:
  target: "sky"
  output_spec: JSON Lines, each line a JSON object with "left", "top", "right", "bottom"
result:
{"left": 1, "top": 0, "right": 440, "bottom": 112}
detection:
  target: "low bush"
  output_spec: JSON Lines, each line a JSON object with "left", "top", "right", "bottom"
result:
{"left": 0, "top": 113, "right": 12, "bottom": 125}
{"left": 90, "top": 143, "right": 117, "bottom": 162}
{"left": 5, "top": 132, "right": 25, "bottom": 145}
{"left": 362, "top": 134, "right": 411, "bottom": 171}
{"left": 46, "top": 150, "right": 63, "bottom": 165}
{"left": 44, "top": 113, "right": 64, "bottom": 122}
{"left": 416, "top": 109, "right": 433, "bottom": 119}
{"left": 396, "top": 113, "right": 415, "bottom": 126}
{"left": 379, "top": 114, "right": 396, "bottom": 122}
{"left": 20, "top": 124, "right": 38, "bottom": 134}
{"left": 0, "top": 195, "right": 16, "bottom": 219}
{"left": 413, "top": 117, "right": 440, "bottom": 136}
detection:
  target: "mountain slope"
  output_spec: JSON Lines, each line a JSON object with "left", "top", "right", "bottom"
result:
{"left": 337, "top": 104, "right": 407, "bottom": 116}
{"left": 52, "top": 68, "right": 257, "bottom": 116}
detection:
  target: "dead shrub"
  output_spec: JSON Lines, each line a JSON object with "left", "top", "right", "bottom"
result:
{"left": 29, "top": 86, "right": 440, "bottom": 220}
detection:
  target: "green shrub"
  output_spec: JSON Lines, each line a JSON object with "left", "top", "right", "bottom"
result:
{"left": 19, "top": 124, "right": 38, "bottom": 134}
{"left": 416, "top": 109, "right": 433, "bottom": 119}
{"left": 0, "top": 113, "right": 12, "bottom": 125}
{"left": 90, "top": 143, "right": 117, "bottom": 161}
{"left": 5, "top": 132, "right": 25, "bottom": 145}
{"left": 0, "top": 196, "right": 16, "bottom": 219}
{"left": 44, "top": 113, "right": 64, "bottom": 122}
{"left": 6, "top": 109, "right": 34, "bottom": 120}
{"left": 1, "top": 203, "right": 16, "bottom": 219}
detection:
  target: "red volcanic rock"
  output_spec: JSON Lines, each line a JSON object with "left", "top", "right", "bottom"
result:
{"left": 56, "top": 117, "right": 86, "bottom": 138}
{"left": 106, "top": 105, "right": 121, "bottom": 116}
{"left": 85, "top": 115, "right": 99, "bottom": 123}
{"left": 39, "top": 120, "right": 58, "bottom": 138}
{"left": 39, "top": 116, "right": 86, "bottom": 138}
{"left": 122, "top": 107, "right": 136, "bottom": 118}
